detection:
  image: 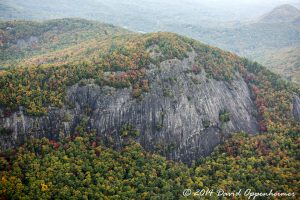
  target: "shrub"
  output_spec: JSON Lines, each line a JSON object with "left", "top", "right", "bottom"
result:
{"left": 219, "top": 109, "right": 230, "bottom": 123}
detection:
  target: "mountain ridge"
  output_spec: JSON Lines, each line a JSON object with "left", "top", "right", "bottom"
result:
{"left": 0, "top": 18, "right": 131, "bottom": 67}
{"left": 1, "top": 2, "right": 300, "bottom": 84}
{"left": 0, "top": 18, "right": 300, "bottom": 199}
{"left": 258, "top": 4, "right": 300, "bottom": 23}
{"left": 0, "top": 20, "right": 299, "bottom": 164}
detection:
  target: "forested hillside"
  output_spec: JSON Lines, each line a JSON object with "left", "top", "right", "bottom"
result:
{"left": 166, "top": 20, "right": 300, "bottom": 84}
{"left": 0, "top": 18, "right": 130, "bottom": 67}
{"left": 0, "top": 20, "right": 299, "bottom": 199}
{"left": 1, "top": 1, "right": 299, "bottom": 84}
{"left": 1, "top": 130, "right": 299, "bottom": 199}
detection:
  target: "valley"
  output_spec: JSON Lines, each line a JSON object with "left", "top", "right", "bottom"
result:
{"left": 1, "top": 1, "right": 300, "bottom": 83}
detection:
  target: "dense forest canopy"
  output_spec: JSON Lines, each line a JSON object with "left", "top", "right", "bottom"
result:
{"left": 0, "top": 19, "right": 130, "bottom": 67}
{"left": 0, "top": 19, "right": 299, "bottom": 199}
{"left": 1, "top": 1, "right": 300, "bottom": 83}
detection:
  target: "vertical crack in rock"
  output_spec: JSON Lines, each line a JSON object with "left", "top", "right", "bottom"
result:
{"left": 0, "top": 54, "right": 260, "bottom": 164}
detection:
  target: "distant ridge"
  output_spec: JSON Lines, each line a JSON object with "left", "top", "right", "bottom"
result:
{"left": 258, "top": 4, "right": 300, "bottom": 23}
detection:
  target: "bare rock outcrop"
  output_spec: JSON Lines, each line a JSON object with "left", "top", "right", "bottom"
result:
{"left": 0, "top": 53, "right": 259, "bottom": 163}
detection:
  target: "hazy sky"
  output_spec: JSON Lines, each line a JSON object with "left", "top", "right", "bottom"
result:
{"left": 1, "top": 0, "right": 300, "bottom": 23}
{"left": 190, "top": 0, "right": 300, "bottom": 11}
{"left": 190, "top": 0, "right": 300, "bottom": 20}
{"left": 192, "top": 0, "right": 299, "bottom": 5}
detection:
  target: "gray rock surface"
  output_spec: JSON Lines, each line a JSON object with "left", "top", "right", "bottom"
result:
{"left": 16, "top": 36, "right": 39, "bottom": 48}
{"left": 0, "top": 53, "right": 259, "bottom": 163}
{"left": 293, "top": 94, "right": 300, "bottom": 121}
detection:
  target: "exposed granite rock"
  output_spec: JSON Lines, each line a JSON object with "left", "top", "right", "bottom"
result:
{"left": 16, "top": 36, "right": 39, "bottom": 48}
{"left": 293, "top": 94, "right": 300, "bottom": 121}
{"left": 0, "top": 53, "right": 259, "bottom": 164}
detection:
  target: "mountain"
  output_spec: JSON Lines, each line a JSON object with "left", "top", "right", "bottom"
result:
{"left": 2, "top": 0, "right": 297, "bottom": 23}
{"left": 0, "top": 19, "right": 299, "bottom": 162}
{"left": 0, "top": 19, "right": 300, "bottom": 198}
{"left": 0, "top": 30, "right": 260, "bottom": 163}
{"left": 258, "top": 4, "right": 300, "bottom": 23}
{"left": 166, "top": 5, "right": 300, "bottom": 83}
{"left": 1, "top": 1, "right": 300, "bottom": 84}
{"left": 0, "top": 18, "right": 130, "bottom": 67}
{"left": 260, "top": 47, "right": 300, "bottom": 83}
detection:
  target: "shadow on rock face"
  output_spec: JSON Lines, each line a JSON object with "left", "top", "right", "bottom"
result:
{"left": 0, "top": 54, "right": 260, "bottom": 164}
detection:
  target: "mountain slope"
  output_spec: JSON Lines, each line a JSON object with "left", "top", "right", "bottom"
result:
{"left": 1, "top": 1, "right": 300, "bottom": 84}
{"left": 0, "top": 32, "right": 261, "bottom": 163}
{"left": 261, "top": 47, "right": 300, "bottom": 83}
{"left": 1, "top": 130, "right": 299, "bottom": 199}
{"left": 0, "top": 22, "right": 299, "bottom": 162}
{"left": 167, "top": 6, "right": 300, "bottom": 83}
{"left": 258, "top": 4, "right": 300, "bottom": 23}
{"left": 0, "top": 20, "right": 299, "bottom": 198}
{"left": 0, "top": 18, "right": 130, "bottom": 67}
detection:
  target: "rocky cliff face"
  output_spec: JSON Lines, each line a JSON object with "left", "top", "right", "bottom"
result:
{"left": 0, "top": 52, "right": 259, "bottom": 163}
{"left": 293, "top": 94, "right": 300, "bottom": 121}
